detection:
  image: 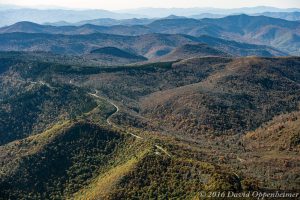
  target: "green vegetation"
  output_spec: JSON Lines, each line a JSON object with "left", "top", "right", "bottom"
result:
{"left": 111, "top": 155, "right": 241, "bottom": 199}
{"left": 0, "top": 83, "right": 97, "bottom": 145}
{"left": 0, "top": 121, "right": 129, "bottom": 199}
{"left": 0, "top": 52, "right": 299, "bottom": 199}
{"left": 142, "top": 57, "right": 300, "bottom": 135}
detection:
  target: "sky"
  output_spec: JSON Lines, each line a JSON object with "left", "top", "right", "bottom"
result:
{"left": 1, "top": 0, "right": 300, "bottom": 10}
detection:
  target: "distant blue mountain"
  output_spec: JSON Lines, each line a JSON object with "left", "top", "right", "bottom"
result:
{"left": 118, "top": 6, "right": 300, "bottom": 18}
{"left": 253, "top": 11, "right": 300, "bottom": 21}
{"left": 1, "top": 5, "right": 300, "bottom": 26}
{"left": 2, "top": 14, "right": 297, "bottom": 55}
{"left": 0, "top": 8, "right": 144, "bottom": 27}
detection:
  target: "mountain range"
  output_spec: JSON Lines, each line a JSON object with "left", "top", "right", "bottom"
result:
{"left": 1, "top": 5, "right": 300, "bottom": 27}
{"left": 253, "top": 11, "right": 300, "bottom": 21}
{"left": 118, "top": 6, "right": 300, "bottom": 17}
{"left": 0, "top": 6, "right": 300, "bottom": 199}
{"left": 1, "top": 51, "right": 299, "bottom": 198}
{"left": 0, "top": 8, "right": 141, "bottom": 27}
{"left": 42, "top": 11, "right": 300, "bottom": 27}
{"left": 0, "top": 32, "right": 287, "bottom": 60}
{"left": 0, "top": 14, "right": 298, "bottom": 56}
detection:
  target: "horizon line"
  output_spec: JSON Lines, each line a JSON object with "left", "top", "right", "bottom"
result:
{"left": 1, "top": 4, "right": 300, "bottom": 11}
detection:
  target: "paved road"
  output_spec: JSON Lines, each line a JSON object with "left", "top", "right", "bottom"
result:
{"left": 89, "top": 90, "right": 170, "bottom": 156}
{"left": 89, "top": 91, "right": 143, "bottom": 140}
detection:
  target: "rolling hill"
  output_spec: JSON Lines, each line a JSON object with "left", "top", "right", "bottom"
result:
{"left": 253, "top": 11, "right": 300, "bottom": 21}
{"left": 196, "top": 35, "right": 287, "bottom": 57}
{"left": 0, "top": 51, "right": 299, "bottom": 197}
{"left": 239, "top": 111, "right": 300, "bottom": 190}
{"left": 72, "top": 18, "right": 154, "bottom": 26}
{"left": 0, "top": 83, "right": 99, "bottom": 145}
{"left": 0, "top": 14, "right": 298, "bottom": 55}
{"left": 90, "top": 46, "right": 145, "bottom": 59}
{"left": 158, "top": 43, "right": 229, "bottom": 61}
{"left": 0, "top": 8, "right": 141, "bottom": 27}
{"left": 86, "top": 47, "right": 147, "bottom": 65}
{"left": 141, "top": 57, "right": 300, "bottom": 136}
{"left": 147, "top": 15, "right": 300, "bottom": 55}
{"left": 0, "top": 31, "right": 286, "bottom": 58}
{"left": 0, "top": 32, "right": 195, "bottom": 57}
{"left": 0, "top": 21, "right": 151, "bottom": 35}
{"left": 0, "top": 53, "right": 246, "bottom": 199}
{"left": 1, "top": 6, "right": 300, "bottom": 26}
{"left": 0, "top": 121, "right": 139, "bottom": 199}
{"left": 0, "top": 9, "right": 300, "bottom": 197}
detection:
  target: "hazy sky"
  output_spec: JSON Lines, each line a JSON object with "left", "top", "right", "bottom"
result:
{"left": 2, "top": 0, "right": 300, "bottom": 10}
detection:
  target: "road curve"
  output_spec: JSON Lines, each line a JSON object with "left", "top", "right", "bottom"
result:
{"left": 89, "top": 90, "right": 170, "bottom": 156}
{"left": 89, "top": 91, "right": 143, "bottom": 140}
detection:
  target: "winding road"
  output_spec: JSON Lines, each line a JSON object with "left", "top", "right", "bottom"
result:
{"left": 89, "top": 90, "right": 170, "bottom": 157}
{"left": 89, "top": 91, "right": 143, "bottom": 140}
{"left": 29, "top": 80, "right": 55, "bottom": 89}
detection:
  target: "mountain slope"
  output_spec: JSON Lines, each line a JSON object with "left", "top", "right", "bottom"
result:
{"left": 0, "top": 32, "right": 286, "bottom": 58}
{"left": 0, "top": 121, "right": 137, "bottom": 199}
{"left": 196, "top": 35, "right": 287, "bottom": 57}
{"left": 146, "top": 15, "right": 300, "bottom": 55}
{"left": 141, "top": 57, "right": 300, "bottom": 136}
{"left": 0, "top": 21, "right": 151, "bottom": 35}
{"left": 73, "top": 18, "right": 154, "bottom": 26}
{"left": 244, "top": 111, "right": 300, "bottom": 152}
{"left": 1, "top": 14, "right": 296, "bottom": 55}
{"left": 0, "top": 83, "right": 97, "bottom": 145}
{"left": 86, "top": 47, "right": 147, "bottom": 65}
{"left": 0, "top": 32, "right": 195, "bottom": 58}
{"left": 158, "top": 43, "right": 229, "bottom": 61}
{"left": 0, "top": 8, "right": 141, "bottom": 26}
{"left": 254, "top": 12, "right": 300, "bottom": 21}
{"left": 236, "top": 111, "right": 300, "bottom": 190}
{"left": 0, "top": 51, "right": 299, "bottom": 196}
{"left": 1, "top": 15, "right": 298, "bottom": 50}
{"left": 90, "top": 46, "right": 145, "bottom": 59}
{"left": 0, "top": 119, "right": 242, "bottom": 199}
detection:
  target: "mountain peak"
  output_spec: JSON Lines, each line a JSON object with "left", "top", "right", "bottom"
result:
{"left": 163, "top": 15, "right": 186, "bottom": 19}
